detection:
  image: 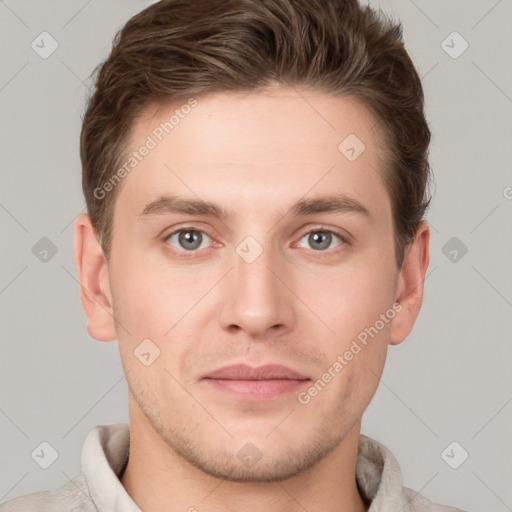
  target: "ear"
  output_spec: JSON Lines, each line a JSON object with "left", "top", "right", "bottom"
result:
{"left": 73, "top": 213, "right": 117, "bottom": 342}
{"left": 389, "top": 222, "right": 430, "bottom": 346}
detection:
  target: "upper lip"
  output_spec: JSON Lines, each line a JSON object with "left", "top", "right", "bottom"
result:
{"left": 203, "top": 364, "right": 310, "bottom": 381}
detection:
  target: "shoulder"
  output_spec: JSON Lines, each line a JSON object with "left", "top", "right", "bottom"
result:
{"left": 0, "top": 475, "right": 95, "bottom": 512}
{"left": 401, "top": 485, "right": 468, "bottom": 512}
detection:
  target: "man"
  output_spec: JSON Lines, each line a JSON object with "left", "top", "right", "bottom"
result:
{"left": 1, "top": 0, "right": 466, "bottom": 510}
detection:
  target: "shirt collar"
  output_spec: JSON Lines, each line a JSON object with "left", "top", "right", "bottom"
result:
{"left": 82, "top": 423, "right": 139, "bottom": 511}
{"left": 82, "top": 424, "right": 404, "bottom": 511}
{"left": 356, "top": 433, "right": 405, "bottom": 510}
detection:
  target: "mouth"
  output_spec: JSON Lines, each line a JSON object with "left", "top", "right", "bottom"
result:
{"left": 201, "top": 364, "right": 311, "bottom": 400}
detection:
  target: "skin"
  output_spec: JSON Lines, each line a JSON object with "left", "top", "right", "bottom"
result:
{"left": 74, "top": 85, "right": 429, "bottom": 512}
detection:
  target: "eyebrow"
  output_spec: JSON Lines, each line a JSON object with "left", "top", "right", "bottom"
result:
{"left": 137, "top": 193, "right": 370, "bottom": 221}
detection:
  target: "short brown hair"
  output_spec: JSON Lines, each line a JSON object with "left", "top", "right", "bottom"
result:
{"left": 80, "top": 0, "right": 431, "bottom": 267}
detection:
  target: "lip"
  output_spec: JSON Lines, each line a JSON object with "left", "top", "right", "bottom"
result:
{"left": 203, "top": 363, "right": 309, "bottom": 380}
{"left": 201, "top": 364, "right": 311, "bottom": 400}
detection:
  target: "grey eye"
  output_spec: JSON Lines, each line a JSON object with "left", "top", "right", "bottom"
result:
{"left": 167, "top": 229, "right": 211, "bottom": 251}
{"left": 298, "top": 230, "right": 342, "bottom": 251}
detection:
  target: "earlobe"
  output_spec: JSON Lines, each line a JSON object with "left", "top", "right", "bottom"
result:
{"left": 73, "top": 213, "right": 117, "bottom": 342}
{"left": 389, "top": 222, "right": 430, "bottom": 346}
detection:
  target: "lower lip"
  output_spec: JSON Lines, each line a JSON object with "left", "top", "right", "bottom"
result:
{"left": 203, "top": 378, "right": 309, "bottom": 400}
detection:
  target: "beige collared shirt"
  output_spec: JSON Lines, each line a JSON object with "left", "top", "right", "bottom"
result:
{"left": 0, "top": 423, "right": 467, "bottom": 511}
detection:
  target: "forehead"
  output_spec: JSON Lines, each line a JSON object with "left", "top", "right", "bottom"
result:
{"left": 114, "top": 87, "right": 390, "bottom": 222}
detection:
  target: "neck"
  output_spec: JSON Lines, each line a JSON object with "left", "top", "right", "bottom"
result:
{"left": 121, "top": 402, "right": 369, "bottom": 512}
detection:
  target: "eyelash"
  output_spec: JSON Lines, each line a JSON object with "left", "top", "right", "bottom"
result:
{"left": 163, "top": 225, "right": 349, "bottom": 259}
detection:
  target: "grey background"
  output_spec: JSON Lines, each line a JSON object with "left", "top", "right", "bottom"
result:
{"left": 0, "top": 1, "right": 511, "bottom": 510}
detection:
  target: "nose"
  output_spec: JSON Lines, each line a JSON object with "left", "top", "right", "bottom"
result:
{"left": 218, "top": 240, "right": 295, "bottom": 339}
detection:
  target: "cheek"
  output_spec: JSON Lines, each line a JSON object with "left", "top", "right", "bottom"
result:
{"left": 296, "top": 250, "right": 396, "bottom": 401}
{"left": 305, "top": 256, "right": 397, "bottom": 342}
{"left": 108, "top": 248, "right": 217, "bottom": 381}
{"left": 109, "top": 248, "right": 194, "bottom": 334}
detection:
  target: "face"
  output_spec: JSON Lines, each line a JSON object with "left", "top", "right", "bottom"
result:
{"left": 99, "top": 87, "right": 405, "bottom": 481}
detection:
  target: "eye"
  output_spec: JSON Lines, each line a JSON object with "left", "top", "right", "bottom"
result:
{"left": 165, "top": 228, "right": 212, "bottom": 252}
{"left": 163, "top": 226, "right": 347, "bottom": 257}
{"left": 296, "top": 229, "right": 344, "bottom": 251}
